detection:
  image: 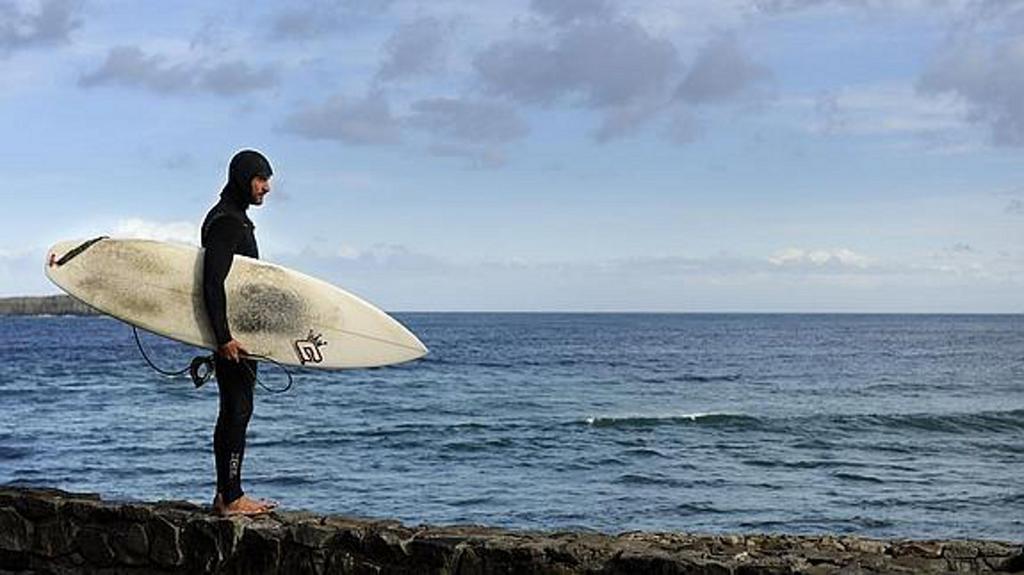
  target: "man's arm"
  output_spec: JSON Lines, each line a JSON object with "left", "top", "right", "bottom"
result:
{"left": 202, "top": 217, "right": 245, "bottom": 359}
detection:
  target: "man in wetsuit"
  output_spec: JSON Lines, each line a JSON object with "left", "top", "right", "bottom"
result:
{"left": 201, "top": 149, "right": 276, "bottom": 516}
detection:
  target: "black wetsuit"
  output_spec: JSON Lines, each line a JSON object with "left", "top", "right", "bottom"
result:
{"left": 200, "top": 150, "right": 272, "bottom": 505}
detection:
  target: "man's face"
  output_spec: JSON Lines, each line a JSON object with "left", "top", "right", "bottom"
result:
{"left": 250, "top": 175, "right": 271, "bottom": 205}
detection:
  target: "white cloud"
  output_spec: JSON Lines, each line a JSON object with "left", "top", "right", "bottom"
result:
{"left": 768, "top": 247, "right": 873, "bottom": 268}
{"left": 111, "top": 218, "right": 198, "bottom": 245}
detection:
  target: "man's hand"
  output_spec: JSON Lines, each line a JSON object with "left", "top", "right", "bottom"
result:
{"left": 218, "top": 339, "right": 248, "bottom": 362}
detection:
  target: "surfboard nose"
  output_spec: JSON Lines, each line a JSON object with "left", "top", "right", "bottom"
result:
{"left": 45, "top": 239, "right": 91, "bottom": 282}
{"left": 377, "top": 314, "right": 429, "bottom": 363}
{"left": 403, "top": 326, "right": 429, "bottom": 357}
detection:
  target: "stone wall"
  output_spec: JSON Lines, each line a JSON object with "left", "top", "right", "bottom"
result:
{"left": 0, "top": 487, "right": 1021, "bottom": 574}
{"left": 0, "top": 296, "right": 96, "bottom": 316}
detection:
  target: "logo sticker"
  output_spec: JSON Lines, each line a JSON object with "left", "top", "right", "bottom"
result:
{"left": 294, "top": 330, "right": 328, "bottom": 365}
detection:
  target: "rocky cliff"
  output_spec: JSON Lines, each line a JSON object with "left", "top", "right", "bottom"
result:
{"left": 0, "top": 296, "right": 96, "bottom": 316}
{"left": 0, "top": 486, "right": 1021, "bottom": 574}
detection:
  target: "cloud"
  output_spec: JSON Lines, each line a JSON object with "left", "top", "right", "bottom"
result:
{"left": 753, "top": 0, "right": 860, "bottom": 13}
{"left": 270, "top": 242, "right": 1023, "bottom": 311}
{"left": 1007, "top": 198, "right": 1024, "bottom": 215}
{"left": 284, "top": 94, "right": 525, "bottom": 162}
{"left": 270, "top": 0, "right": 396, "bottom": 41}
{"left": 0, "top": 0, "right": 80, "bottom": 54}
{"left": 270, "top": 5, "right": 336, "bottom": 40}
{"left": 426, "top": 142, "right": 508, "bottom": 169}
{"left": 473, "top": 17, "right": 689, "bottom": 142}
{"left": 676, "top": 33, "right": 769, "bottom": 105}
{"left": 530, "top": 0, "right": 615, "bottom": 25}
{"left": 288, "top": 242, "right": 449, "bottom": 276}
{"left": 592, "top": 97, "right": 667, "bottom": 142}
{"left": 475, "top": 19, "right": 679, "bottom": 108}
{"left": 78, "top": 45, "right": 277, "bottom": 96}
{"left": 811, "top": 84, "right": 968, "bottom": 138}
{"left": 471, "top": 12, "right": 771, "bottom": 143}
{"left": 405, "top": 97, "right": 528, "bottom": 167}
{"left": 111, "top": 218, "right": 199, "bottom": 245}
{"left": 917, "top": 6, "right": 1024, "bottom": 146}
{"left": 198, "top": 60, "right": 275, "bottom": 96}
{"left": 751, "top": 0, "right": 942, "bottom": 14}
{"left": 5, "top": 234, "right": 1020, "bottom": 309}
{"left": 282, "top": 92, "right": 401, "bottom": 146}
{"left": 407, "top": 97, "right": 527, "bottom": 143}
{"left": 768, "top": 247, "right": 874, "bottom": 269}
{"left": 376, "top": 17, "right": 450, "bottom": 82}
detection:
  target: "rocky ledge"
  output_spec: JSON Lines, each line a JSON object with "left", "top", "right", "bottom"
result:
{"left": 0, "top": 486, "right": 1021, "bottom": 574}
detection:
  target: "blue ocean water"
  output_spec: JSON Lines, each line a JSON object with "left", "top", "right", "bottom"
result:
{"left": 1, "top": 313, "right": 1021, "bottom": 540}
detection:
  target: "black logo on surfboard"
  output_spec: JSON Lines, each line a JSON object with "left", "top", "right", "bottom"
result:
{"left": 294, "top": 330, "right": 327, "bottom": 365}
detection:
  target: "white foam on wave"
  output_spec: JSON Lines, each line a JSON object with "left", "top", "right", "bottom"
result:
{"left": 584, "top": 412, "right": 738, "bottom": 426}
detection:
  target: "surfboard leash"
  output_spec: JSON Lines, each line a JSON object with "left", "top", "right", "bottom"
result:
{"left": 131, "top": 326, "right": 294, "bottom": 393}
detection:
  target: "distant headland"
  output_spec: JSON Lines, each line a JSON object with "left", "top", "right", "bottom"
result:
{"left": 0, "top": 295, "right": 97, "bottom": 316}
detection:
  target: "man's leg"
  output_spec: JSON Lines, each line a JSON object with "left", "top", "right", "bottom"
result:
{"left": 214, "top": 357, "right": 256, "bottom": 505}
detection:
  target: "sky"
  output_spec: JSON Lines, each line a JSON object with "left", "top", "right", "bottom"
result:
{"left": 1, "top": 0, "right": 1023, "bottom": 312}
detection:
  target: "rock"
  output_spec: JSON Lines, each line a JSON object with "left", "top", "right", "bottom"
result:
{"left": 0, "top": 548, "right": 30, "bottom": 572}
{"left": 148, "top": 515, "right": 183, "bottom": 567}
{"left": 840, "top": 537, "right": 888, "bottom": 555}
{"left": 233, "top": 523, "right": 282, "bottom": 574}
{"left": 116, "top": 503, "right": 155, "bottom": 523}
{"left": 75, "top": 526, "right": 116, "bottom": 566}
{"left": 0, "top": 508, "right": 31, "bottom": 552}
{"left": 894, "top": 540, "right": 943, "bottom": 558}
{"left": 0, "top": 487, "right": 1020, "bottom": 574}
{"left": 402, "top": 533, "right": 457, "bottom": 570}
{"left": 61, "top": 498, "right": 115, "bottom": 523}
{"left": 943, "top": 540, "right": 988, "bottom": 561}
{"left": 31, "top": 517, "right": 77, "bottom": 557}
{"left": 12, "top": 493, "right": 59, "bottom": 521}
{"left": 986, "top": 550, "right": 1024, "bottom": 572}
{"left": 182, "top": 517, "right": 226, "bottom": 573}
{"left": 289, "top": 519, "right": 336, "bottom": 549}
{"left": 109, "top": 522, "right": 149, "bottom": 565}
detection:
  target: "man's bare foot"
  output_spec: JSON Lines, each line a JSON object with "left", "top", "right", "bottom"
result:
{"left": 256, "top": 498, "right": 279, "bottom": 510}
{"left": 212, "top": 494, "right": 275, "bottom": 516}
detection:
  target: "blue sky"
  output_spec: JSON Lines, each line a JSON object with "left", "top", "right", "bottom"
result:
{"left": 1, "top": 0, "right": 1023, "bottom": 311}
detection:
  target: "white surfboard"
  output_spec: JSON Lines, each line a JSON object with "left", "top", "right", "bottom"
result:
{"left": 44, "top": 237, "right": 427, "bottom": 369}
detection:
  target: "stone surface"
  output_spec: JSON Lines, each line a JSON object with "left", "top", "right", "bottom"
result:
{"left": 0, "top": 507, "right": 31, "bottom": 553}
{"left": 0, "top": 486, "right": 1021, "bottom": 574}
{"left": 148, "top": 515, "right": 183, "bottom": 567}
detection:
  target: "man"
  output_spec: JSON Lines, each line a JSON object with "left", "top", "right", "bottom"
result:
{"left": 201, "top": 149, "right": 276, "bottom": 516}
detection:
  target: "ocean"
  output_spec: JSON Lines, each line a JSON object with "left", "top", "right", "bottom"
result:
{"left": 1, "top": 313, "right": 1021, "bottom": 540}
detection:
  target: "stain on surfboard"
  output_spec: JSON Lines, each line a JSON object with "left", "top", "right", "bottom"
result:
{"left": 230, "top": 283, "right": 307, "bottom": 334}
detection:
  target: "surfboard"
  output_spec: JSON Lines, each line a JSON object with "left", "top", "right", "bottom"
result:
{"left": 44, "top": 237, "right": 427, "bottom": 369}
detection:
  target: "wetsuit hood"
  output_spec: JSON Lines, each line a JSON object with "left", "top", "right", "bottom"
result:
{"left": 221, "top": 149, "right": 273, "bottom": 208}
